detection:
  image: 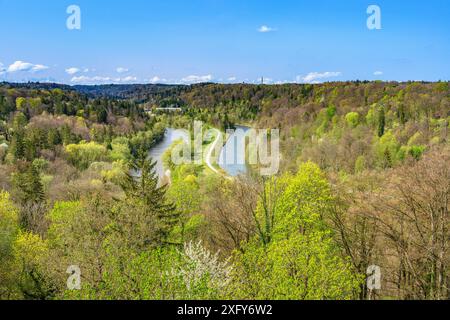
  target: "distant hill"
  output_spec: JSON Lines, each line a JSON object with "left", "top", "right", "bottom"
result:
{"left": 0, "top": 82, "right": 186, "bottom": 101}
{"left": 1, "top": 82, "right": 74, "bottom": 92}
{"left": 72, "top": 84, "right": 185, "bottom": 101}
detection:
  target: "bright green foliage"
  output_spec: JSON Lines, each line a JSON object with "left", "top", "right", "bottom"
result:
{"left": 65, "top": 242, "right": 230, "bottom": 300}
{"left": 12, "top": 231, "right": 55, "bottom": 299}
{"left": 101, "top": 160, "right": 127, "bottom": 184}
{"left": 65, "top": 141, "right": 110, "bottom": 170}
{"left": 110, "top": 137, "right": 131, "bottom": 161}
{"left": 231, "top": 233, "right": 361, "bottom": 300}
{"left": 267, "top": 232, "right": 360, "bottom": 299}
{"left": 229, "top": 162, "right": 362, "bottom": 300}
{"left": 46, "top": 199, "right": 115, "bottom": 296}
{"left": 167, "top": 166, "right": 202, "bottom": 241}
{"left": 0, "top": 81, "right": 448, "bottom": 301}
{"left": 251, "top": 175, "right": 289, "bottom": 246}
{"left": 399, "top": 145, "right": 427, "bottom": 161}
{"left": 67, "top": 247, "right": 184, "bottom": 300}
{"left": 0, "top": 192, "right": 19, "bottom": 299}
{"left": 128, "top": 126, "right": 166, "bottom": 159}
{"left": 408, "top": 145, "right": 426, "bottom": 160}
{"left": 354, "top": 155, "right": 366, "bottom": 173}
{"left": 1, "top": 193, "right": 52, "bottom": 299}
{"left": 0, "top": 191, "right": 18, "bottom": 244}
{"left": 46, "top": 201, "right": 84, "bottom": 246}
{"left": 15, "top": 97, "right": 26, "bottom": 111}
{"left": 326, "top": 104, "right": 337, "bottom": 119}
{"left": 407, "top": 132, "right": 423, "bottom": 146}
{"left": 345, "top": 112, "right": 360, "bottom": 128}
{"left": 32, "top": 158, "right": 49, "bottom": 172}
{"left": 274, "top": 162, "right": 333, "bottom": 237}
{"left": 374, "top": 131, "right": 400, "bottom": 168}
{"left": 366, "top": 104, "right": 377, "bottom": 127}
{"left": 12, "top": 112, "right": 27, "bottom": 131}
{"left": 171, "top": 214, "right": 206, "bottom": 243}
{"left": 316, "top": 109, "right": 331, "bottom": 136}
{"left": 46, "top": 199, "right": 227, "bottom": 300}
{"left": 121, "top": 156, "right": 178, "bottom": 245}
{"left": 15, "top": 97, "right": 41, "bottom": 111}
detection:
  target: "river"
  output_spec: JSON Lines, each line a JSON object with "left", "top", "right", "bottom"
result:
{"left": 148, "top": 128, "right": 189, "bottom": 179}
{"left": 148, "top": 126, "right": 250, "bottom": 180}
{"left": 218, "top": 125, "right": 250, "bottom": 176}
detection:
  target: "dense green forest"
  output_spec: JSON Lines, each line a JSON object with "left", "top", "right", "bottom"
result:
{"left": 0, "top": 81, "right": 448, "bottom": 300}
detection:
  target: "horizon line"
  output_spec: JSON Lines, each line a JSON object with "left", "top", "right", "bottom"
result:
{"left": 2, "top": 80, "right": 449, "bottom": 87}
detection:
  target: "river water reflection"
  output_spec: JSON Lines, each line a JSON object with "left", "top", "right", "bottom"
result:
{"left": 148, "top": 126, "right": 250, "bottom": 180}
{"left": 147, "top": 128, "right": 189, "bottom": 179}
{"left": 218, "top": 125, "right": 250, "bottom": 177}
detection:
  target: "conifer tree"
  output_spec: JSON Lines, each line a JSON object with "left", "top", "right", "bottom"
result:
{"left": 11, "top": 131, "right": 25, "bottom": 160}
{"left": 13, "top": 163, "right": 45, "bottom": 205}
{"left": 121, "top": 148, "right": 178, "bottom": 246}
{"left": 11, "top": 162, "right": 46, "bottom": 232}
{"left": 377, "top": 106, "right": 386, "bottom": 137}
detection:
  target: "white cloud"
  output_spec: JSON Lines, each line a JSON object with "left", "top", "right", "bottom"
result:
{"left": 83, "top": 68, "right": 89, "bottom": 73}
{"left": 32, "top": 64, "right": 49, "bottom": 72}
{"left": 71, "top": 75, "right": 139, "bottom": 84}
{"left": 258, "top": 25, "right": 277, "bottom": 33}
{"left": 71, "top": 76, "right": 111, "bottom": 84}
{"left": 181, "top": 74, "right": 213, "bottom": 84}
{"left": 65, "top": 67, "right": 80, "bottom": 75}
{"left": 227, "top": 76, "right": 237, "bottom": 82}
{"left": 7, "top": 61, "right": 49, "bottom": 73}
{"left": 119, "top": 76, "right": 137, "bottom": 82}
{"left": 8, "top": 61, "right": 33, "bottom": 72}
{"left": 297, "top": 72, "right": 341, "bottom": 84}
{"left": 147, "top": 76, "right": 164, "bottom": 84}
{"left": 0, "top": 62, "right": 5, "bottom": 75}
{"left": 116, "top": 67, "right": 129, "bottom": 74}
{"left": 374, "top": 71, "right": 383, "bottom": 76}
{"left": 275, "top": 80, "right": 290, "bottom": 85}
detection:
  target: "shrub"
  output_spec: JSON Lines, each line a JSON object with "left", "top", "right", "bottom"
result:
{"left": 345, "top": 112, "right": 360, "bottom": 128}
{"left": 65, "top": 141, "right": 110, "bottom": 170}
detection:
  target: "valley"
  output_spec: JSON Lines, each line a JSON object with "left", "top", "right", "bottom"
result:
{"left": 0, "top": 81, "right": 448, "bottom": 300}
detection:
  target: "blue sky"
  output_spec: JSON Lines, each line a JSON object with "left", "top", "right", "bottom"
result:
{"left": 0, "top": 0, "right": 449, "bottom": 85}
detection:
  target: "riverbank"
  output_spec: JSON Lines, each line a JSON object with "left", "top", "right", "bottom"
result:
{"left": 218, "top": 125, "right": 251, "bottom": 177}
{"left": 148, "top": 124, "right": 252, "bottom": 182}
{"left": 147, "top": 128, "right": 190, "bottom": 181}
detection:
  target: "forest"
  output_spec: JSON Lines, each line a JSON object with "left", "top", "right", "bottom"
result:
{"left": 0, "top": 81, "right": 448, "bottom": 300}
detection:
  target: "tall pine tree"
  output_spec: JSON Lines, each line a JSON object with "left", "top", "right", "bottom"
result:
{"left": 377, "top": 106, "right": 386, "bottom": 137}
{"left": 13, "top": 163, "right": 45, "bottom": 205}
{"left": 121, "top": 148, "right": 179, "bottom": 246}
